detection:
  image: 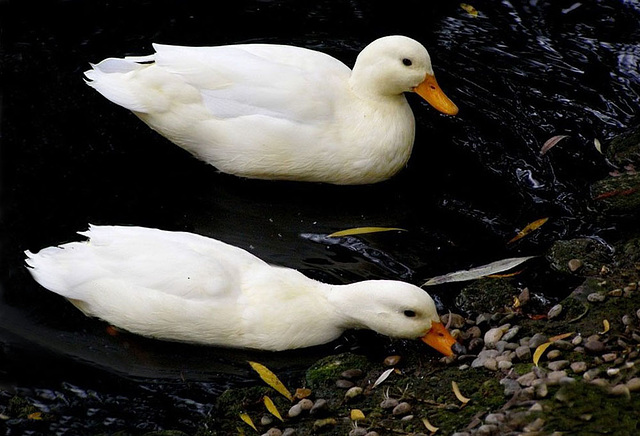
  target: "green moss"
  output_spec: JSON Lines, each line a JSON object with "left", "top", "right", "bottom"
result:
{"left": 455, "top": 278, "right": 518, "bottom": 315}
{"left": 541, "top": 383, "right": 640, "bottom": 435}
{"left": 305, "top": 353, "right": 371, "bottom": 388}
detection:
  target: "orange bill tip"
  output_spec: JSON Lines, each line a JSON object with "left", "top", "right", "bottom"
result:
{"left": 414, "top": 74, "right": 459, "bottom": 116}
{"left": 421, "top": 321, "right": 457, "bottom": 356}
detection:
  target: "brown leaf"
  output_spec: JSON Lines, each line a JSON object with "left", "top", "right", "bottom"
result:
{"left": 540, "top": 135, "right": 569, "bottom": 155}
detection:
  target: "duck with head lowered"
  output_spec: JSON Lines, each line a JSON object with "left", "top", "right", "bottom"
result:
{"left": 25, "top": 225, "right": 462, "bottom": 355}
{"left": 85, "top": 35, "right": 458, "bottom": 184}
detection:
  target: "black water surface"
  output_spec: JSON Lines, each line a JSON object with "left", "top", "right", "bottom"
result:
{"left": 1, "top": 0, "right": 639, "bottom": 433}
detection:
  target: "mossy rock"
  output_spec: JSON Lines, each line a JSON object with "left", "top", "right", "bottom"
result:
{"left": 546, "top": 238, "right": 612, "bottom": 275}
{"left": 305, "top": 352, "right": 371, "bottom": 389}
{"left": 606, "top": 126, "right": 640, "bottom": 166}
{"left": 455, "top": 278, "right": 518, "bottom": 315}
{"left": 591, "top": 173, "right": 640, "bottom": 215}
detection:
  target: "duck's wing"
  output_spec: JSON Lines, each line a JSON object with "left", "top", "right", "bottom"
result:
{"left": 25, "top": 225, "right": 264, "bottom": 303}
{"left": 151, "top": 43, "right": 351, "bottom": 122}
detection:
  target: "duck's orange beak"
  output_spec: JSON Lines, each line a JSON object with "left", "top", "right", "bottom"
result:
{"left": 420, "top": 321, "right": 458, "bottom": 356}
{"left": 414, "top": 74, "right": 459, "bottom": 116}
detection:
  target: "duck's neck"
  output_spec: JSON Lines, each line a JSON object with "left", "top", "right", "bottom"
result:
{"left": 326, "top": 280, "right": 384, "bottom": 329}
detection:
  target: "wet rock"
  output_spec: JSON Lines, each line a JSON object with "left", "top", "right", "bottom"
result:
{"left": 298, "top": 399, "right": 313, "bottom": 411}
{"left": 392, "top": 402, "right": 412, "bottom": 416}
{"left": 515, "top": 345, "right": 532, "bottom": 361}
{"left": 587, "top": 292, "right": 606, "bottom": 302}
{"left": 288, "top": 404, "right": 302, "bottom": 418}
{"left": 484, "top": 324, "right": 511, "bottom": 345}
{"left": 383, "top": 355, "right": 401, "bottom": 366}
{"left": 310, "top": 399, "right": 328, "bottom": 415}
{"left": 584, "top": 339, "right": 605, "bottom": 353}
{"left": 570, "top": 361, "right": 588, "bottom": 373}
{"left": 341, "top": 369, "right": 364, "bottom": 379}
{"left": 336, "top": 379, "right": 354, "bottom": 389}
{"left": 547, "top": 360, "right": 570, "bottom": 371}
{"left": 441, "top": 313, "right": 466, "bottom": 329}
{"left": 344, "top": 387, "right": 363, "bottom": 400}
{"left": 568, "top": 258, "right": 583, "bottom": 272}
{"left": 380, "top": 398, "right": 399, "bottom": 409}
{"left": 548, "top": 303, "right": 563, "bottom": 319}
{"left": 529, "top": 333, "right": 548, "bottom": 349}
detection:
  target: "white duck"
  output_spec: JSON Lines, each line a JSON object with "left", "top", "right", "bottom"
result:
{"left": 25, "top": 225, "right": 458, "bottom": 354}
{"left": 85, "top": 36, "right": 458, "bottom": 185}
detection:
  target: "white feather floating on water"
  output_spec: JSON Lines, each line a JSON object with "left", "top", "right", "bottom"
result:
{"left": 422, "top": 256, "right": 537, "bottom": 286}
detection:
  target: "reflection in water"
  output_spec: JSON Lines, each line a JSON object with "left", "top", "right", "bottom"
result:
{"left": 1, "top": 1, "right": 640, "bottom": 429}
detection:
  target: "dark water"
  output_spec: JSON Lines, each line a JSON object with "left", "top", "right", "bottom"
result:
{"left": 1, "top": 0, "right": 639, "bottom": 433}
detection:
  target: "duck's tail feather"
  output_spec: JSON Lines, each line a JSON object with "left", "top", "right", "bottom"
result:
{"left": 84, "top": 56, "right": 154, "bottom": 113}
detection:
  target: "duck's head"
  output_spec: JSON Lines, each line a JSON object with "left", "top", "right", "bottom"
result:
{"left": 350, "top": 35, "right": 458, "bottom": 115}
{"left": 332, "top": 280, "right": 462, "bottom": 356}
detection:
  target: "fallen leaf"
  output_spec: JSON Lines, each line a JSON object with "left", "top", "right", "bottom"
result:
{"left": 508, "top": 218, "right": 549, "bottom": 244}
{"left": 294, "top": 388, "right": 312, "bottom": 400}
{"left": 248, "top": 361, "right": 294, "bottom": 401}
{"left": 350, "top": 409, "right": 366, "bottom": 421}
{"left": 487, "top": 269, "right": 524, "bottom": 278}
{"left": 599, "top": 319, "right": 610, "bottom": 334}
{"left": 239, "top": 413, "right": 257, "bottom": 431}
{"left": 327, "top": 227, "right": 406, "bottom": 238}
{"left": 540, "top": 135, "right": 569, "bottom": 155}
{"left": 460, "top": 3, "right": 478, "bottom": 16}
{"left": 533, "top": 342, "right": 552, "bottom": 366}
{"left": 594, "top": 138, "right": 603, "bottom": 154}
{"left": 422, "top": 416, "right": 440, "bottom": 433}
{"left": 423, "top": 256, "right": 536, "bottom": 286}
{"left": 27, "top": 412, "right": 42, "bottom": 420}
{"left": 452, "top": 381, "right": 471, "bottom": 404}
{"left": 548, "top": 332, "right": 573, "bottom": 342}
{"left": 372, "top": 368, "right": 395, "bottom": 389}
{"left": 263, "top": 396, "right": 284, "bottom": 422}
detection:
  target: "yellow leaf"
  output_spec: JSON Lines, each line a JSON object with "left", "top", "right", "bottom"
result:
{"left": 239, "top": 413, "right": 257, "bottom": 431}
{"left": 294, "top": 388, "right": 312, "bottom": 399}
{"left": 508, "top": 218, "right": 549, "bottom": 244}
{"left": 548, "top": 332, "right": 573, "bottom": 342}
{"left": 263, "top": 396, "right": 284, "bottom": 421}
{"left": 460, "top": 3, "right": 478, "bottom": 16}
{"left": 422, "top": 416, "right": 440, "bottom": 433}
{"left": 600, "top": 319, "right": 610, "bottom": 334}
{"left": 350, "top": 409, "right": 366, "bottom": 421}
{"left": 327, "top": 227, "right": 406, "bottom": 238}
{"left": 533, "top": 342, "right": 552, "bottom": 366}
{"left": 27, "top": 412, "right": 42, "bottom": 420}
{"left": 248, "top": 361, "right": 294, "bottom": 401}
{"left": 451, "top": 381, "right": 470, "bottom": 404}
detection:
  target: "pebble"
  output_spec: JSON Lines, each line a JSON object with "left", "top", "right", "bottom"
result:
{"left": 610, "top": 384, "right": 630, "bottom": 397}
{"left": 341, "top": 369, "right": 364, "bottom": 379}
{"left": 546, "top": 370, "right": 568, "bottom": 386}
{"left": 523, "top": 417, "right": 545, "bottom": 432}
{"left": 500, "top": 378, "right": 520, "bottom": 396}
{"left": 484, "top": 413, "right": 505, "bottom": 425}
{"left": 392, "top": 402, "right": 412, "bottom": 416}
{"left": 587, "top": 292, "right": 606, "bottom": 302}
{"left": 349, "top": 428, "right": 367, "bottom": 436}
{"left": 483, "top": 358, "right": 498, "bottom": 371}
{"left": 584, "top": 339, "right": 605, "bottom": 353}
{"left": 583, "top": 368, "right": 601, "bottom": 381}
{"left": 568, "top": 258, "right": 583, "bottom": 272}
{"left": 261, "top": 415, "right": 274, "bottom": 426}
{"left": 476, "top": 313, "right": 492, "bottom": 325}
{"left": 476, "top": 424, "right": 498, "bottom": 436}
{"left": 572, "top": 335, "right": 583, "bottom": 346}
{"left": 442, "top": 313, "right": 466, "bottom": 329}
{"left": 570, "top": 361, "right": 587, "bottom": 373}
{"left": 515, "top": 345, "right": 532, "bottom": 361}
{"left": 528, "top": 333, "right": 548, "bottom": 349}
{"left": 622, "top": 314, "right": 634, "bottom": 326}
{"left": 535, "top": 382, "right": 548, "bottom": 398}
{"left": 298, "top": 399, "right": 313, "bottom": 411}
{"left": 548, "top": 304, "right": 563, "bottom": 319}
{"left": 484, "top": 324, "right": 511, "bottom": 345}
{"left": 547, "top": 360, "right": 570, "bottom": 371}
{"left": 602, "top": 353, "right": 617, "bottom": 362}
{"left": 517, "top": 372, "right": 538, "bottom": 387}
{"left": 281, "top": 429, "right": 296, "bottom": 436}
{"left": 502, "top": 325, "right": 520, "bottom": 342}
{"left": 364, "top": 432, "right": 380, "bottom": 436}
{"left": 310, "top": 399, "right": 328, "bottom": 415}
{"left": 471, "top": 349, "right": 499, "bottom": 368}
{"left": 380, "top": 398, "right": 399, "bottom": 409}
{"left": 468, "top": 337, "right": 485, "bottom": 353}
{"left": 345, "top": 387, "right": 363, "bottom": 400}
{"left": 547, "top": 349, "right": 562, "bottom": 360}
{"left": 608, "top": 289, "right": 623, "bottom": 297}
{"left": 498, "top": 360, "right": 513, "bottom": 370}
{"left": 336, "top": 379, "right": 354, "bottom": 389}
{"left": 626, "top": 378, "right": 640, "bottom": 392}
{"left": 383, "top": 355, "right": 401, "bottom": 366}
{"left": 288, "top": 404, "right": 302, "bottom": 418}
{"left": 637, "top": 308, "right": 640, "bottom": 320}
{"left": 466, "top": 325, "right": 482, "bottom": 339}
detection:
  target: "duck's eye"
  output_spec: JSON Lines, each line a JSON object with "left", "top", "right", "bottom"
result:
{"left": 403, "top": 310, "right": 416, "bottom": 318}
{"left": 402, "top": 58, "right": 412, "bottom": 66}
